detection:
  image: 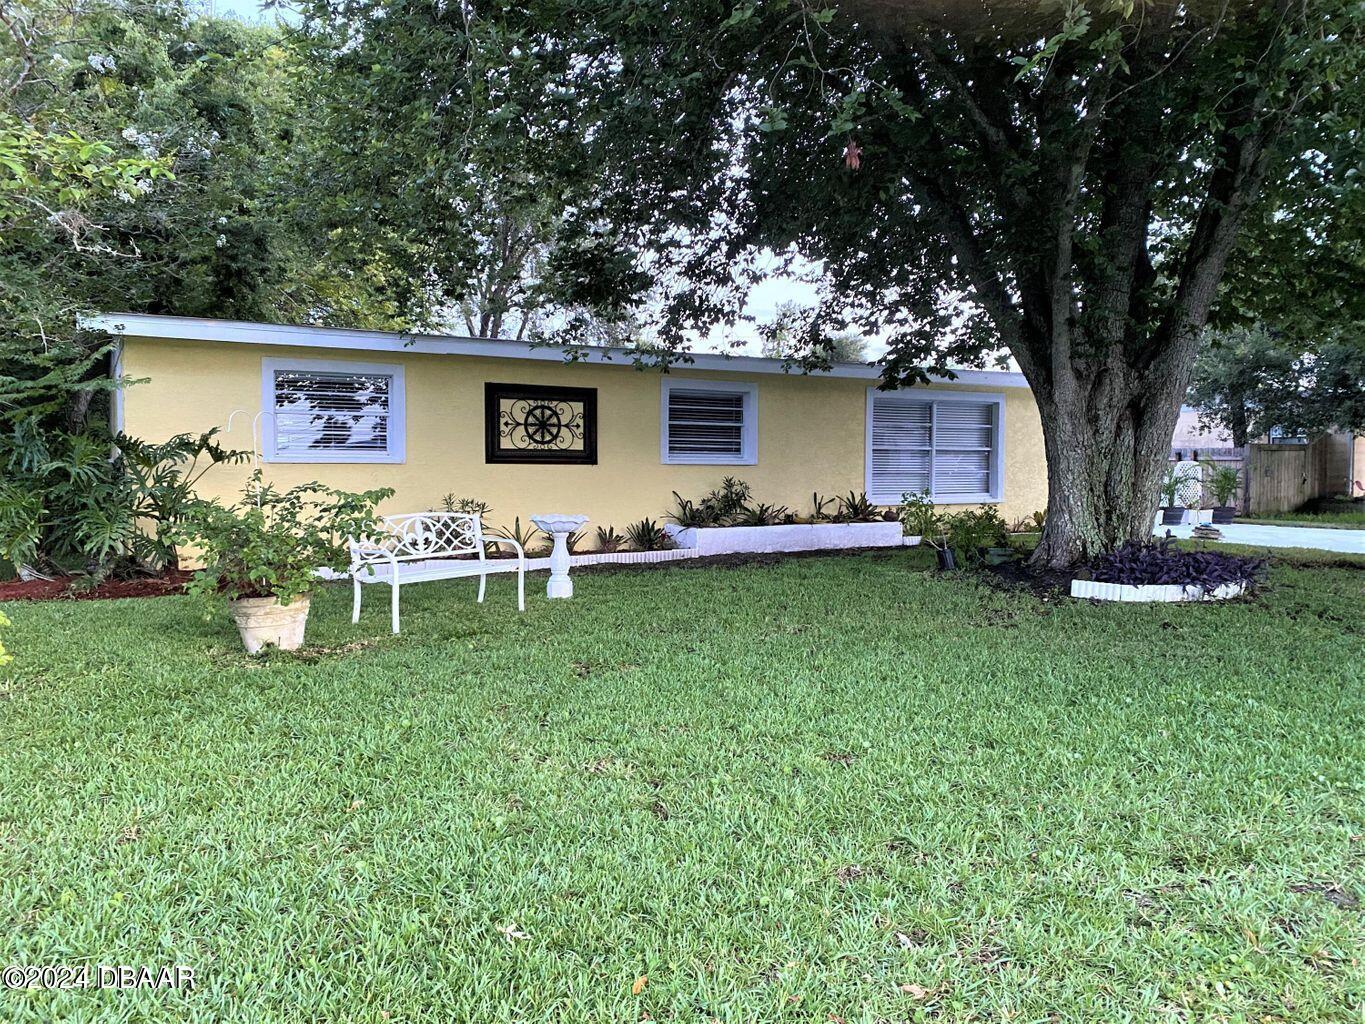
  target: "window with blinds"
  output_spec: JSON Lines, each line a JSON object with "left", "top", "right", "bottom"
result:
{"left": 867, "top": 393, "right": 1001, "bottom": 503}
{"left": 661, "top": 380, "right": 757, "bottom": 464}
{"left": 264, "top": 360, "right": 405, "bottom": 463}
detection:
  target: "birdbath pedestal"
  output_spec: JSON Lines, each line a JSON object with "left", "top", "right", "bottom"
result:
{"left": 530, "top": 515, "right": 589, "bottom": 599}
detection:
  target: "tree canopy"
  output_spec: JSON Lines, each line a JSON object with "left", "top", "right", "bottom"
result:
{"left": 290, "top": 0, "right": 1362, "bottom": 563}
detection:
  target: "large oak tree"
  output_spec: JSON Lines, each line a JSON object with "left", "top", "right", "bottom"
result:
{"left": 296, "top": 0, "right": 1360, "bottom": 565}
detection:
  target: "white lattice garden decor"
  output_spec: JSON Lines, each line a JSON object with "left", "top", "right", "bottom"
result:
{"left": 348, "top": 512, "right": 525, "bottom": 634}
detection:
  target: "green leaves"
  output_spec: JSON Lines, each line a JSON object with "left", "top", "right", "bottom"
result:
{"left": 177, "top": 471, "right": 393, "bottom": 603}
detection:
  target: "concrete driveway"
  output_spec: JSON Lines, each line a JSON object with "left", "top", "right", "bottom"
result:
{"left": 1157, "top": 522, "right": 1365, "bottom": 554}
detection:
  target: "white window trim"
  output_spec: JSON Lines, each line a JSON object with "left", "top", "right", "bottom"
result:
{"left": 865, "top": 388, "right": 1005, "bottom": 505}
{"left": 262, "top": 356, "right": 406, "bottom": 464}
{"left": 660, "top": 377, "right": 758, "bottom": 465}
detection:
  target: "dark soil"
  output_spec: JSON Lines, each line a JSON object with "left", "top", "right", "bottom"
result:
{"left": 977, "top": 558, "right": 1078, "bottom": 600}
{"left": 0, "top": 570, "right": 193, "bottom": 602}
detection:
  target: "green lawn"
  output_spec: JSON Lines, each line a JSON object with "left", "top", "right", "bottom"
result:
{"left": 2, "top": 549, "right": 1363, "bottom": 1022}
{"left": 1238, "top": 514, "right": 1365, "bottom": 530}
{"left": 1239, "top": 498, "right": 1365, "bottom": 529}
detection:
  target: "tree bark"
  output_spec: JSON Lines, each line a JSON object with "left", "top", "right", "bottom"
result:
{"left": 1026, "top": 358, "right": 1188, "bottom": 568}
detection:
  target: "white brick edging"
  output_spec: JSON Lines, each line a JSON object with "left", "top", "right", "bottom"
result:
{"left": 1070, "top": 579, "right": 1248, "bottom": 603}
{"left": 524, "top": 548, "right": 700, "bottom": 571}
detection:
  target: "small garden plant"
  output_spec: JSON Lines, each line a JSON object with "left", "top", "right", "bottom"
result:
{"left": 625, "top": 518, "right": 672, "bottom": 550}
{"left": 1089, "top": 538, "right": 1266, "bottom": 590}
{"left": 177, "top": 472, "right": 392, "bottom": 603}
{"left": 668, "top": 479, "right": 883, "bottom": 528}
{"left": 1202, "top": 462, "right": 1241, "bottom": 508}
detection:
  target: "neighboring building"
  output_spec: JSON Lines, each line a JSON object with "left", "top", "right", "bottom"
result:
{"left": 88, "top": 313, "right": 1049, "bottom": 532}
{"left": 1170, "top": 404, "right": 1233, "bottom": 458}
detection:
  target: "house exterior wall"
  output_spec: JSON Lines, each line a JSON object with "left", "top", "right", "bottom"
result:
{"left": 118, "top": 335, "right": 1049, "bottom": 534}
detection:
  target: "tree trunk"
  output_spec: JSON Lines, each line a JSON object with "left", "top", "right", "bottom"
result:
{"left": 1028, "top": 362, "right": 1188, "bottom": 569}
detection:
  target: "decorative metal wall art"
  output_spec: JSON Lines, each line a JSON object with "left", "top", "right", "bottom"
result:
{"left": 484, "top": 383, "right": 597, "bottom": 464}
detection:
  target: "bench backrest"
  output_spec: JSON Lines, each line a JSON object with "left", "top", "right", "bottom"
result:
{"left": 350, "top": 512, "right": 488, "bottom": 566}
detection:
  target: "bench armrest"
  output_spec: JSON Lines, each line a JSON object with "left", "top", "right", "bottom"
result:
{"left": 487, "top": 536, "right": 526, "bottom": 567}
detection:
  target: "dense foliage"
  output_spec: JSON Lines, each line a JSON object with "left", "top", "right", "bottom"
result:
{"left": 0, "top": 425, "right": 245, "bottom": 577}
{"left": 1190, "top": 325, "right": 1365, "bottom": 445}
{"left": 177, "top": 472, "right": 391, "bottom": 602}
{"left": 1090, "top": 538, "right": 1266, "bottom": 590}
{"left": 288, "top": 0, "right": 1361, "bottom": 565}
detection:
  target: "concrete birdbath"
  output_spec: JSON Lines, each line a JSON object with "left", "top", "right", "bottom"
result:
{"left": 530, "top": 514, "right": 589, "bottom": 598}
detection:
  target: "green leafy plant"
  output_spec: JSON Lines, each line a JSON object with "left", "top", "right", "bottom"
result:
{"left": 810, "top": 492, "right": 834, "bottom": 522}
{"left": 832, "top": 491, "right": 878, "bottom": 523}
{"left": 0, "top": 425, "right": 247, "bottom": 577}
{"left": 177, "top": 471, "right": 392, "bottom": 603}
{"left": 1203, "top": 462, "right": 1241, "bottom": 507}
{"left": 1032, "top": 509, "right": 1046, "bottom": 532}
{"left": 667, "top": 477, "right": 758, "bottom": 527}
{"left": 625, "top": 518, "right": 672, "bottom": 551}
{"left": 595, "top": 526, "right": 624, "bottom": 553}
{"left": 898, "top": 491, "right": 937, "bottom": 538}
{"left": 490, "top": 517, "right": 545, "bottom": 554}
{"left": 440, "top": 495, "right": 493, "bottom": 517}
{"left": 667, "top": 492, "right": 712, "bottom": 528}
{"left": 1159, "top": 470, "right": 1183, "bottom": 508}
{"left": 564, "top": 531, "right": 584, "bottom": 554}
{"left": 728, "top": 502, "right": 790, "bottom": 527}
{"left": 941, "top": 507, "right": 1010, "bottom": 565}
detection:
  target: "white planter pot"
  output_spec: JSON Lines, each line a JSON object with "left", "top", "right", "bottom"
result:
{"left": 1180, "top": 508, "right": 1214, "bottom": 525}
{"left": 228, "top": 594, "right": 311, "bottom": 654}
{"left": 1070, "top": 579, "right": 1246, "bottom": 603}
{"left": 663, "top": 521, "right": 905, "bottom": 556}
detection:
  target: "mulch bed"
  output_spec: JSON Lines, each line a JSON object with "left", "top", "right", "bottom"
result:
{"left": 977, "top": 559, "right": 1079, "bottom": 600}
{"left": 0, "top": 570, "right": 193, "bottom": 602}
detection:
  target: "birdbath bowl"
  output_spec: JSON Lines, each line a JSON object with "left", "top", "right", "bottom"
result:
{"left": 530, "top": 514, "right": 588, "bottom": 599}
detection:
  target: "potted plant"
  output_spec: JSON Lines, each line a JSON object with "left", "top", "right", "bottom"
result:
{"left": 1203, "top": 462, "right": 1241, "bottom": 524}
{"left": 177, "top": 472, "right": 392, "bottom": 654}
{"left": 1158, "top": 469, "right": 1184, "bottom": 525}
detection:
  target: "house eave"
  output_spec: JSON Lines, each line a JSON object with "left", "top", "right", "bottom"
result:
{"left": 80, "top": 312, "right": 1031, "bottom": 389}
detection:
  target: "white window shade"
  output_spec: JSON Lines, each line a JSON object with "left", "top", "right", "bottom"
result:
{"left": 263, "top": 358, "right": 405, "bottom": 463}
{"left": 869, "top": 397, "right": 931, "bottom": 497}
{"left": 661, "top": 380, "right": 757, "bottom": 464}
{"left": 866, "top": 391, "right": 1003, "bottom": 504}
{"left": 933, "top": 402, "right": 994, "bottom": 498}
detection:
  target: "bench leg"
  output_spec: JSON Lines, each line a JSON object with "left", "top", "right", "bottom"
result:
{"left": 477, "top": 573, "right": 486, "bottom": 604}
{"left": 517, "top": 567, "right": 525, "bottom": 612}
{"left": 352, "top": 578, "right": 362, "bottom": 624}
{"left": 391, "top": 579, "right": 401, "bottom": 634}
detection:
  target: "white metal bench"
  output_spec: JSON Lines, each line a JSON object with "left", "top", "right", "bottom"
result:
{"left": 348, "top": 513, "right": 525, "bottom": 634}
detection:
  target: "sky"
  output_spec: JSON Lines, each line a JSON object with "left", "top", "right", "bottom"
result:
{"left": 201, "top": 0, "right": 835, "bottom": 356}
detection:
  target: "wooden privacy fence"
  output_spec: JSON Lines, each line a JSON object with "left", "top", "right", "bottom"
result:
{"left": 1246, "top": 437, "right": 1333, "bottom": 515}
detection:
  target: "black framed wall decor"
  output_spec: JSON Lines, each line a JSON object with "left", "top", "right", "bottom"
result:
{"left": 484, "top": 382, "right": 598, "bottom": 465}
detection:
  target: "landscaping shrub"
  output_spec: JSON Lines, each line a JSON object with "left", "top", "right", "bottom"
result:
{"left": 440, "top": 495, "right": 493, "bottom": 517}
{"left": 490, "top": 517, "right": 545, "bottom": 554}
{"left": 898, "top": 491, "right": 937, "bottom": 538}
{"left": 625, "top": 518, "right": 672, "bottom": 550}
{"left": 594, "top": 526, "right": 624, "bottom": 552}
{"left": 727, "top": 502, "right": 790, "bottom": 527}
{"left": 831, "top": 491, "right": 880, "bottom": 523}
{"left": 1090, "top": 539, "right": 1266, "bottom": 590}
{"left": 177, "top": 472, "right": 392, "bottom": 602}
{"left": 0, "top": 426, "right": 247, "bottom": 578}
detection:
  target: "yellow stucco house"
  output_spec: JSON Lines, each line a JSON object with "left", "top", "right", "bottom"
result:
{"left": 89, "top": 313, "right": 1048, "bottom": 534}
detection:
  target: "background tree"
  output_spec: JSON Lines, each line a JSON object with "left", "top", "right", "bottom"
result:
{"left": 288, "top": 0, "right": 1360, "bottom": 565}
{"left": 759, "top": 301, "right": 868, "bottom": 362}
{"left": 1191, "top": 325, "right": 1365, "bottom": 446}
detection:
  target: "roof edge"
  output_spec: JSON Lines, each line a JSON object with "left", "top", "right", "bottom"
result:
{"left": 81, "top": 312, "right": 1030, "bottom": 389}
